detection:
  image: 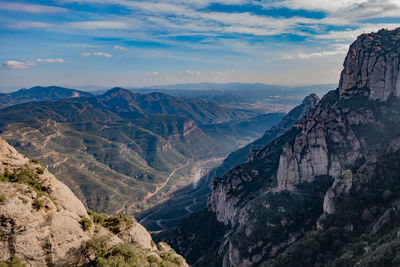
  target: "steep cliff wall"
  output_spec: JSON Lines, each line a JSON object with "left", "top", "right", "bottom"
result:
{"left": 168, "top": 28, "right": 400, "bottom": 267}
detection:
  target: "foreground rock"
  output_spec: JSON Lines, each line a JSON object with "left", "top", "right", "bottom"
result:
{"left": 0, "top": 138, "right": 187, "bottom": 266}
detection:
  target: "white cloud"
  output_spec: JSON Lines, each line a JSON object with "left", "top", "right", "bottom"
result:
{"left": 265, "top": 0, "right": 369, "bottom": 12}
{"left": 2, "top": 60, "right": 36, "bottom": 69}
{"left": 7, "top": 22, "right": 52, "bottom": 29}
{"left": 145, "top": 72, "right": 159, "bottom": 76}
{"left": 316, "top": 23, "right": 400, "bottom": 40}
{"left": 2, "top": 58, "right": 64, "bottom": 69}
{"left": 81, "top": 52, "right": 112, "bottom": 58}
{"left": 185, "top": 70, "right": 201, "bottom": 76}
{"left": 283, "top": 44, "right": 349, "bottom": 60}
{"left": 114, "top": 45, "right": 127, "bottom": 51}
{"left": 0, "top": 1, "right": 67, "bottom": 13}
{"left": 36, "top": 58, "right": 65, "bottom": 63}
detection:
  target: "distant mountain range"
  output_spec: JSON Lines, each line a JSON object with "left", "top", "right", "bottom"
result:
{"left": 0, "top": 86, "right": 93, "bottom": 109}
{"left": 0, "top": 85, "right": 285, "bottom": 214}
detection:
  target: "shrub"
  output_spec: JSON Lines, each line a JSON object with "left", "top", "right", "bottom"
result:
{"left": 0, "top": 195, "right": 6, "bottom": 203}
{"left": 79, "top": 216, "right": 92, "bottom": 231}
{"left": 32, "top": 198, "right": 44, "bottom": 211}
{"left": 81, "top": 236, "right": 183, "bottom": 267}
{"left": 36, "top": 167, "right": 44, "bottom": 175}
{"left": 29, "top": 159, "right": 40, "bottom": 164}
{"left": 1, "top": 166, "right": 45, "bottom": 195}
{"left": 88, "top": 210, "right": 134, "bottom": 234}
{"left": 0, "top": 256, "right": 26, "bottom": 267}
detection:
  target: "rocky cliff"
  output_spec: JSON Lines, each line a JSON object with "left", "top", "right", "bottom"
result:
{"left": 339, "top": 28, "right": 400, "bottom": 100}
{"left": 0, "top": 138, "right": 187, "bottom": 266}
{"left": 166, "top": 28, "right": 400, "bottom": 267}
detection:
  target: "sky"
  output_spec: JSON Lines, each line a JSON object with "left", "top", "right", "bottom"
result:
{"left": 1, "top": 0, "right": 400, "bottom": 91}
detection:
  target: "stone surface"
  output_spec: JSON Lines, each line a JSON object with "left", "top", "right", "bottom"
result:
{"left": 339, "top": 28, "right": 400, "bottom": 101}
{"left": 0, "top": 138, "right": 187, "bottom": 266}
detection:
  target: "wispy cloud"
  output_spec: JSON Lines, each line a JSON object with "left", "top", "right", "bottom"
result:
{"left": 145, "top": 72, "right": 159, "bottom": 76}
{"left": 0, "top": 1, "right": 67, "bottom": 13}
{"left": 114, "top": 45, "right": 127, "bottom": 51}
{"left": 81, "top": 52, "right": 112, "bottom": 58}
{"left": 36, "top": 58, "right": 65, "bottom": 63}
{"left": 184, "top": 70, "right": 201, "bottom": 76}
{"left": 283, "top": 44, "right": 349, "bottom": 60}
{"left": 6, "top": 22, "right": 52, "bottom": 29}
{"left": 2, "top": 58, "right": 64, "bottom": 69}
{"left": 315, "top": 23, "right": 400, "bottom": 40}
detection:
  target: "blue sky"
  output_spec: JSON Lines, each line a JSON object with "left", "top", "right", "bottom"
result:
{"left": 1, "top": 0, "right": 400, "bottom": 91}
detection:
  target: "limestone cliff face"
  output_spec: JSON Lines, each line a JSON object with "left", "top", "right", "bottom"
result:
{"left": 0, "top": 138, "right": 187, "bottom": 267}
{"left": 208, "top": 94, "right": 321, "bottom": 225}
{"left": 198, "top": 28, "right": 400, "bottom": 267}
{"left": 339, "top": 28, "right": 400, "bottom": 101}
{"left": 276, "top": 96, "right": 362, "bottom": 191}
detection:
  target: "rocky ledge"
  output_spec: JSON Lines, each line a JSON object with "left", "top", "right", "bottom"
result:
{"left": 0, "top": 138, "right": 187, "bottom": 266}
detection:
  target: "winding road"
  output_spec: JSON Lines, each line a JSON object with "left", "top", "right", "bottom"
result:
{"left": 184, "top": 197, "right": 198, "bottom": 213}
{"left": 138, "top": 158, "right": 192, "bottom": 224}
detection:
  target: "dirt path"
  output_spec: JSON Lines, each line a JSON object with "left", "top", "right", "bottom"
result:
{"left": 156, "top": 219, "right": 166, "bottom": 230}
{"left": 146, "top": 158, "right": 192, "bottom": 201}
{"left": 184, "top": 197, "right": 198, "bottom": 213}
{"left": 128, "top": 159, "right": 192, "bottom": 219}
{"left": 21, "top": 129, "right": 39, "bottom": 141}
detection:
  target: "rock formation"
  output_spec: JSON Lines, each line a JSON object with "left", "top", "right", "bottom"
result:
{"left": 0, "top": 138, "right": 187, "bottom": 266}
{"left": 166, "top": 28, "right": 400, "bottom": 267}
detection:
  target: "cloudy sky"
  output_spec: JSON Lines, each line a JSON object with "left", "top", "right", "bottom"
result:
{"left": 0, "top": 0, "right": 400, "bottom": 90}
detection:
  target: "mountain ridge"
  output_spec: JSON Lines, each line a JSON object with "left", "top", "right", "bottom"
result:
{"left": 164, "top": 27, "right": 400, "bottom": 267}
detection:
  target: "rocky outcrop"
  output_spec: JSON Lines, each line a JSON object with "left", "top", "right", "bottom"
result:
{"left": 0, "top": 138, "right": 187, "bottom": 267}
{"left": 209, "top": 94, "right": 321, "bottom": 225}
{"left": 169, "top": 28, "right": 400, "bottom": 267}
{"left": 339, "top": 28, "right": 400, "bottom": 101}
{"left": 322, "top": 170, "right": 353, "bottom": 215}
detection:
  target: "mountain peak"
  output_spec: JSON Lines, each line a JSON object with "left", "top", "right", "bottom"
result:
{"left": 339, "top": 27, "right": 400, "bottom": 100}
{"left": 302, "top": 93, "right": 320, "bottom": 106}
{"left": 103, "top": 87, "right": 134, "bottom": 97}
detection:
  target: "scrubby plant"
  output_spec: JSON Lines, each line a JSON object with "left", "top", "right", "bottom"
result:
{"left": 0, "top": 256, "right": 26, "bottom": 267}
{"left": 29, "top": 159, "right": 40, "bottom": 164}
{"left": 88, "top": 210, "right": 134, "bottom": 234}
{"left": 0, "top": 194, "right": 6, "bottom": 203}
{"left": 36, "top": 167, "right": 44, "bottom": 174}
{"left": 80, "top": 236, "right": 183, "bottom": 266}
{"left": 1, "top": 166, "right": 45, "bottom": 195}
{"left": 32, "top": 198, "right": 44, "bottom": 210}
{"left": 80, "top": 216, "right": 92, "bottom": 231}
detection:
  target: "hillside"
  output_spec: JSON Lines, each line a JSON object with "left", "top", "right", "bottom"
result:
{"left": 163, "top": 28, "right": 400, "bottom": 266}
{"left": 137, "top": 94, "right": 317, "bottom": 231}
{"left": 0, "top": 138, "right": 187, "bottom": 267}
{"left": 78, "top": 87, "right": 254, "bottom": 124}
{"left": 0, "top": 86, "right": 93, "bottom": 109}
{"left": 0, "top": 88, "right": 279, "bottom": 215}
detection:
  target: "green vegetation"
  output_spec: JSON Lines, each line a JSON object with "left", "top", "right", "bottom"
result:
{"left": 80, "top": 216, "right": 93, "bottom": 231}
{"left": 0, "top": 256, "right": 26, "bottom": 267}
{"left": 36, "top": 167, "right": 44, "bottom": 174}
{"left": 29, "top": 159, "right": 40, "bottom": 164}
{"left": 0, "top": 194, "right": 6, "bottom": 203}
{"left": 0, "top": 165, "right": 45, "bottom": 195}
{"left": 32, "top": 198, "right": 44, "bottom": 211}
{"left": 88, "top": 210, "right": 134, "bottom": 234}
{"left": 79, "top": 235, "right": 183, "bottom": 267}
